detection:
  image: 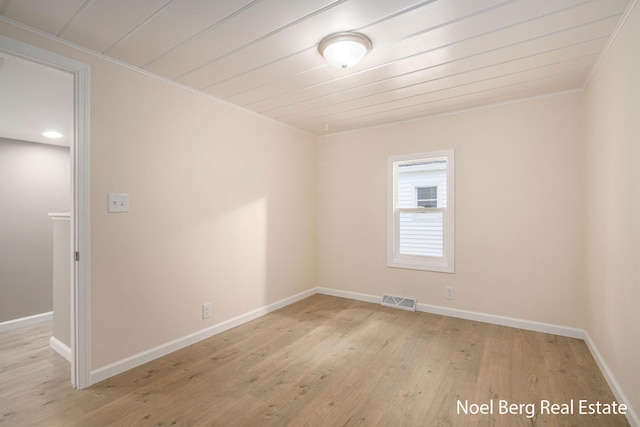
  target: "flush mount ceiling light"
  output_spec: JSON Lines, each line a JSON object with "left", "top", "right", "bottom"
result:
{"left": 42, "top": 130, "right": 63, "bottom": 139}
{"left": 318, "top": 32, "right": 372, "bottom": 69}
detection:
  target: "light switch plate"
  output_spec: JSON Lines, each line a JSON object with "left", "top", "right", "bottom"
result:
{"left": 108, "top": 193, "right": 129, "bottom": 213}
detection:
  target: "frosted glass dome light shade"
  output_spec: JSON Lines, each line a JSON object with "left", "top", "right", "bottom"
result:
{"left": 319, "top": 32, "right": 372, "bottom": 69}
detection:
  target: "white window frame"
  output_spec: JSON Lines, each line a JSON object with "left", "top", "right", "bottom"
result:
{"left": 387, "top": 149, "right": 455, "bottom": 273}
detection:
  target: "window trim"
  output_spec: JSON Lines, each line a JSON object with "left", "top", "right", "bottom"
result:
{"left": 387, "top": 149, "right": 455, "bottom": 273}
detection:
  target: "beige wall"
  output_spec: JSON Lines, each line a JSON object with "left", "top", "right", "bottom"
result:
{"left": 0, "top": 23, "right": 317, "bottom": 369}
{"left": 89, "top": 61, "right": 316, "bottom": 368}
{"left": 584, "top": 2, "right": 640, "bottom": 414}
{"left": 317, "top": 92, "right": 586, "bottom": 328}
{"left": 0, "top": 138, "right": 70, "bottom": 322}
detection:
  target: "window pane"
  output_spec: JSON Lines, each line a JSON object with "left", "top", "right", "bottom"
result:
{"left": 416, "top": 186, "right": 437, "bottom": 207}
{"left": 417, "top": 186, "right": 436, "bottom": 200}
{"left": 397, "top": 159, "right": 447, "bottom": 208}
{"left": 399, "top": 211, "right": 443, "bottom": 257}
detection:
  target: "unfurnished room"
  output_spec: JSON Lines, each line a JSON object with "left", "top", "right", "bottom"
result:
{"left": 0, "top": 0, "right": 638, "bottom": 426}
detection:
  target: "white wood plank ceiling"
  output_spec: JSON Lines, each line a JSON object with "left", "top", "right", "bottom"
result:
{"left": 0, "top": 0, "right": 632, "bottom": 135}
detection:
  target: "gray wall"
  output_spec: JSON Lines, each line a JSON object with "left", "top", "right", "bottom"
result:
{"left": 0, "top": 138, "right": 70, "bottom": 322}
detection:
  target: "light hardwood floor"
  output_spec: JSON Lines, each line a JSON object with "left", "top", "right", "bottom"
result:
{"left": 0, "top": 295, "right": 630, "bottom": 426}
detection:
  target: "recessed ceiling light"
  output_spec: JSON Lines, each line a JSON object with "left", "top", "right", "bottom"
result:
{"left": 318, "top": 32, "right": 372, "bottom": 69}
{"left": 43, "top": 130, "right": 63, "bottom": 139}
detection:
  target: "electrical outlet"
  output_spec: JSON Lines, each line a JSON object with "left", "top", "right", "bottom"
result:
{"left": 107, "top": 193, "right": 129, "bottom": 213}
{"left": 202, "top": 302, "right": 212, "bottom": 319}
{"left": 446, "top": 287, "right": 455, "bottom": 300}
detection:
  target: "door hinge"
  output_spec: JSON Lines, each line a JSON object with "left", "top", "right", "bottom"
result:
{"left": 75, "top": 251, "right": 80, "bottom": 261}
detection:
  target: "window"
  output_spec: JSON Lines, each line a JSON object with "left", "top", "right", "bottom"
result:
{"left": 416, "top": 186, "right": 437, "bottom": 208}
{"left": 388, "top": 150, "right": 454, "bottom": 272}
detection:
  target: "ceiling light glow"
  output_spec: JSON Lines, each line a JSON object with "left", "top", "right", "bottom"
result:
{"left": 43, "top": 130, "right": 63, "bottom": 139}
{"left": 318, "top": 32, "right": 371, "bottom": 69}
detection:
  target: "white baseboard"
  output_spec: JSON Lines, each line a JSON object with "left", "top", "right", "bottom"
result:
{"left": 91, "top": 288, "right": 316, "bottom": 385}
{"left": 316, "top": 287, "right": 381, "bottom": 304}
{"left": 316, "top": 287, "right": 584, "bottom": 339}
{"left": 50, "top": 336, "right": 72, "bottom": 363}
{"left": 584, "top": 332, "right": 639, "bottom": 427}
{"left": 0, "top": 311, "right": 52, "bottom": 332}
{"left": 89, "top": 285, "right": 636, "bottom": 426}
{"left": 416, "top": 302, "right": 584, "bottom": 339}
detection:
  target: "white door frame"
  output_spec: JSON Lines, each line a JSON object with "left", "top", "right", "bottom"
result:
{"left": 0, "top": 34, "right": 91, "bottom": 389}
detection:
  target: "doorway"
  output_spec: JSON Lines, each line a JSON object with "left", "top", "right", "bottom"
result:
{"left": 0, "top": 34, "right": 90, "bottom": 389}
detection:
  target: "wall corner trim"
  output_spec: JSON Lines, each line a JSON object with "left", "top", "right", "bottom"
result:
{"left": 50, "top": 336, "right": 72, "bottom": 363}
{"left": 584, "top": 332, "right": 639, "bottom": 427}
{"left": 583, "top": 0, "right": 639, "bottom": 89}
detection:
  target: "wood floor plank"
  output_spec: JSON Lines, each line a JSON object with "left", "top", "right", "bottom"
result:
{"left": 0, "top": 295, "right": 630, "bottom": 426}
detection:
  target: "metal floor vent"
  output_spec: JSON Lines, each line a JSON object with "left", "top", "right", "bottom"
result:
{"left": 381, "top": 294, "right": 416, "bottom": 312}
